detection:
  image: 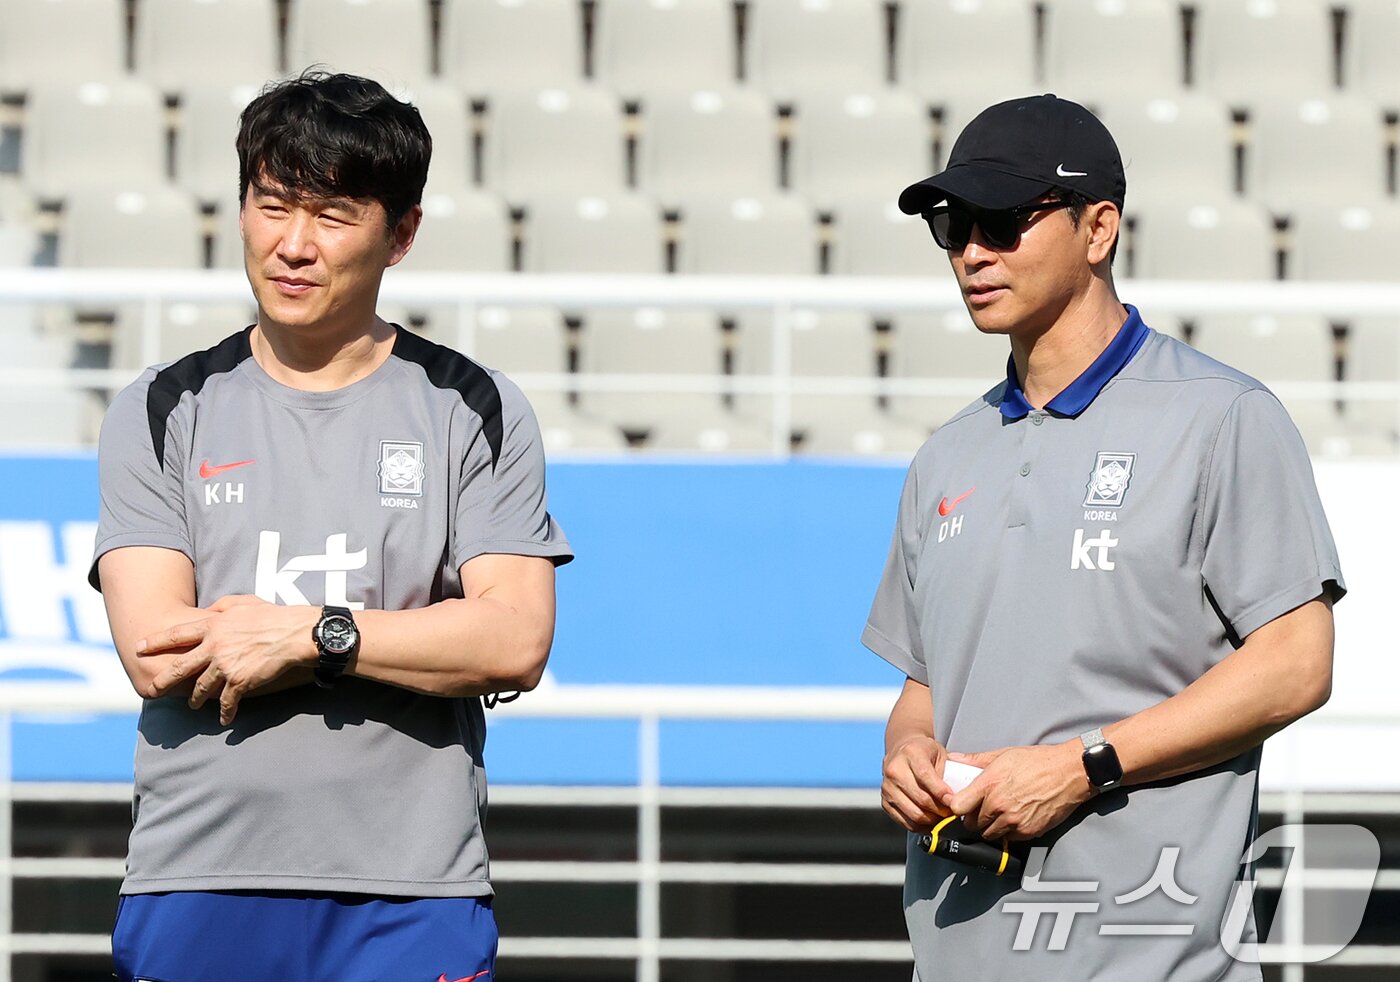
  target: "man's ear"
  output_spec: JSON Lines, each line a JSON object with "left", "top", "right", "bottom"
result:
{"left": 1086, "top": 201, "right": 1120, "bottom": 267}
{"left": 386, "top": 204, "right": 423, "bottom": 268}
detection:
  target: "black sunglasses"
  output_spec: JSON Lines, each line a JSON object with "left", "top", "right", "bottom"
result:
{"left": 921, "top": 200, "right": 1073, "bottom": 251}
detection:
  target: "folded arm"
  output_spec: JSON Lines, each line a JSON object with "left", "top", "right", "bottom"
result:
{"left": 114, "top": 548, "right": 557, "bottom": 724}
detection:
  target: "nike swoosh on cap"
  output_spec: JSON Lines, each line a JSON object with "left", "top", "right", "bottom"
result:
{"left": 1056, "top": 164, "right": 1088, "bottom": 177}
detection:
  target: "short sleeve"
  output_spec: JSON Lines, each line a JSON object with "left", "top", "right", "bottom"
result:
{"left": 453, "top": 376, "right": 573, "bottom": 569}
{"left": 1200, "top": 388, "right": 1345, "bottom": 640}
{"left": 88, "top": 374, "right": 193, "bottom": 591}
{"left": 862, "top": 462, "right": 927, "bottom": 683}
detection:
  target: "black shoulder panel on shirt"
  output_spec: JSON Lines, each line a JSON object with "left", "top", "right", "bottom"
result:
{"left": 146, "top": 328, "right": 254, "bottom": 472}
{"left": 392, "top": 327, "right": 504, "bottom": 471}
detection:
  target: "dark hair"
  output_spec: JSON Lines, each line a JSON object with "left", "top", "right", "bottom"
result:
{"left": 236, "top": 70, "right": 432, "bottom": 229}
{"left": 1058, "top": 189, "right": 1119, "bottom": 265}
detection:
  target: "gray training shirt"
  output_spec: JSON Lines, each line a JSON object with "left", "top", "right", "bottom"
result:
{"left": 90, "top": 325, "right": 572, "bottom": 897}
{"left": 864, "top": 307, "right": 1343, "bottom": 982}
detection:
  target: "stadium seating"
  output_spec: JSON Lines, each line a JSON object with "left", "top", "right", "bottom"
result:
{"left": 403, "top": 189, "right": 513, "bottom": 273}
{"left": 1342, "top": 316, "right": 1400, "bottom": 449}
{"left": 1131, "top": 199, "right": 1275, "bottom": 280}
{"left": 1245, "top": 95, "right": 1389, "bottom": 211}
{"left": 520, "top": 193, "right": 665, "bottom": 272}
{"left": 636, "top": 89, "right": 780, "bottom": 202}
{"left": 575, "top": 306, "right": 724, "bottom": 425}
{"left": 675, "top": 193, "right": 818, "bottom": 274}
{"left": 788, "top": 90, "right": 931, "bottom": 208}
{"left": 60, "top": 185, "right": 204, "bottom": 270}
{"left": 441, "top": 0, "right": 586, "bottom": 98}
{"left": 887, "top": 309, "right": 1005, "bottom": 426}
{"left": 1190, "top": 313, "right": 1342, "bottom": 452}
{"left": 467, "top": 304, "right": 630, "bottom": 452}
{"left": 409, "top": 83, "right": 475, "bottom": 194}
{"left": 1095, "top": 94, "right": 1236, "bottom": 207}
{"left": 484, "top": 88, "right": 628, "bottom": 200}
{"left": 0, "top": 0, "right": 126, "bottom": 93}
{"left": 828, "top": 196, "right": 939, "bottom": 277}
{"left": 1286, "top": 202, "right": 1400, "bottom": 281}
{"left": 594, "top": 0, "right": 739, "bottom": 99}
{"left": 22, "top": 81, "right": 169, "bottom": 202}
{"left": 175, "top": 85, "right": 258, "bottom": 207}
{"left": 745, "top": 0, "right": 889, "bottom": 103}
{"left": 1347, "top": 0, "right": 1400, "bottom": 111}
{"left": 899, "top": 0, "right": 1037, "bottom": 106}
{"left": 135, "top": 0, "right": 279, "bottom": 95}
{"left": 1041, "top": 0, "right": 1184, "bottom": 101}
{"left": 1193, "top": 0, "right": 1338, "bottom": 108}
{"left": 285, "top": 0, "right": 434, "bottom": 90}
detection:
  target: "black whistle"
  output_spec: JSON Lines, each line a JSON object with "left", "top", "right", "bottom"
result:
{"left": 915, "top": 815, "right": 1024, "bottom": 877}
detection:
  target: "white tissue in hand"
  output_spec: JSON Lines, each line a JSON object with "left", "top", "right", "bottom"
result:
{"left": 942, "top": 760, "right": 982, "bottom": 794}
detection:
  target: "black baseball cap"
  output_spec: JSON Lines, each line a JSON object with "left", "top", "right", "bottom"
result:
{"left": 898, "top": 94, "right": 1126, "bottom": 215}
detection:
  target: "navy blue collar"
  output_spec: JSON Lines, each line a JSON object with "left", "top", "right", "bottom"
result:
{"left": 999, "top": 305, "right": 1151, "bottom": 420}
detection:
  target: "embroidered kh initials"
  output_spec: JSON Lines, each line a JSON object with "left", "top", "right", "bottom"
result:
{"left": 1070, "top": 528, "right": 1119, "bottom": 571}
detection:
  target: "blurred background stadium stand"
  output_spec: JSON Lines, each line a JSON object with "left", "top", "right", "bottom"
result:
{"left": 0, "top": 0, "right": 1397, "bottom": 980}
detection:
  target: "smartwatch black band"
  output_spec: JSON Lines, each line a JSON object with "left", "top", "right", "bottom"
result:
{"left": 312, "top": 605, "right": 360, "bottom": 689}
{"left": 1080, "top": 727, "right": 1123, "bottom": 793}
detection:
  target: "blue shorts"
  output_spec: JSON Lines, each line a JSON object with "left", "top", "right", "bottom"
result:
{"left": 112, "top": 891, "right": 497, "bottom": 982}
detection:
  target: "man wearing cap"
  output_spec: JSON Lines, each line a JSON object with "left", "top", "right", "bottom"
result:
{"left": 864, "top": 95, "right": 1343, "bottom": 979}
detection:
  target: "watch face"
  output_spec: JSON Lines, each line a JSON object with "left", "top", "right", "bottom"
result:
{"left": 320, "top": 615, "right": 358, "bottom": 656}
{"left": 1083, "top": 743, "right": 1123, "bottom": 788}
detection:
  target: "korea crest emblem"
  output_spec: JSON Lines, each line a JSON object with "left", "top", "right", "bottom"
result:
{"left": 1084, "top": 451, "right": 1136, "bottom": 508}
{"left": 379, "top": 440, "right": 425, "bottom": 496}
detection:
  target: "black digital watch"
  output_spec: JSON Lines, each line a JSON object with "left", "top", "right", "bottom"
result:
{"left": 312, "top": 605, "right": 360, "bottom": 688}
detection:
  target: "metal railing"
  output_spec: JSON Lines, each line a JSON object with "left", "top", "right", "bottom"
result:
{"left": 0, "top": 684, "right": 1397, "bottom": 981}
{"left": 1, "top": 270, "right": 1398, "bottom": 456}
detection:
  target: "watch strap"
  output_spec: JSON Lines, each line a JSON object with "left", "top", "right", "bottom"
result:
{"left": 313, "top": 605, "right": 358, "bottom": 689}
{"left": 1080, "top": 727, "right": 1107, "bottom": 751}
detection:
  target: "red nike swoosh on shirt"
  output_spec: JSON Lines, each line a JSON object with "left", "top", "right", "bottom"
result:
{"left": 198, "top": 459, "right": 255, "bottom": 479}
{"left": 937, "top": 488, "right": 976, "bottom": 517}
{"left": 437, "top": 973, "right": 490, "bottom": 982}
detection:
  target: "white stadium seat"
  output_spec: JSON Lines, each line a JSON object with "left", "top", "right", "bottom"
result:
{"left": 0, "top": 0, "right": 126, "bottom": 93}
{"left": 1245, "top": 96, "right": 1388, "bottom": 211}
{"left": 829, "top": 196, "right": 940, "bottom": 277}
{"left": 1095, "top": 94, "right": 1235, "bottom": 208}
{"left": 1193, "top": 0, "right": 1337, "bottom": 108}
{"left": 521, "top": 193, "right": 665, "bottom": 272}
{"left": 286, "top": 0, "right": 434, "bottom": 91}
{"left": 1042, "top": 0, "right": 1184, "bottom": 101}
{"left": 175, "top": 84, "right": 259, "bottom": 207}
{"left": 675, "top": 193, "right": 818, "bottom": 274}
{"left": 442, "top": 0, "right": 586, "bottom": 99}
{"left": 576, "top": 306, "right": 726, "bottom": 431}
{"left": 1342, "top": 317, "right": 1400, "bottom": 450}
{"left": 408, "top": 83, "right": 474, "bottom": 194}
{"left": 899, "top": 0, "right": 1036, "bottom": 105}
{"left": 745, "top": 0, "right": 888, "bottom": 103}
{"left": 60, "top": 185, "right": 204, "bottom": 270}
{"left": 1287, "top": 203, "right": 1400, "bottom": 281}
{"left": 484, "top": 87, "right": 628, "bottom": 200}
{"left": 594, "top": 0, "right": 738, "bottom": 99}
{"left": 788, "top": 90, "right": 931, "bottom": 208}
{"left": 887, "top": 310, "right": 1006, "bottom": 426}
{"left": 135, "top": 0, "right": 278, "bottom": 95}
{"left": 402, "top": 189, "right": 513, "bottom": 273}
{"left": 1131, "top": 199, "right": 1275, "bottom": 281}
{"left": 22, "top": 80, "right": 169, "bottom": 201}
{"left": 637, "top": 88, "right": 780, "bottom": 202}
{"left": 1348, "top": 0, "right": 1400, "bottom": 110}
{"left": 1190, "top": 313, "right": 1341, "bottom": 452}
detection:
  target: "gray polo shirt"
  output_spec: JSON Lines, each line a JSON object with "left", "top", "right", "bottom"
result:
{"left": 864, "top": 307, "right": 1343, "bottom": 981}
{"left": 90, "top": 325, "right": 572, "bottom": 897}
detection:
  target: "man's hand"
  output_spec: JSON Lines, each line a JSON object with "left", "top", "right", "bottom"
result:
{"left": 946, "top": 742, "right": 1093, "bottom": 841}
{"left": 881, "top": 735, "right": 954, "bottom": 833}
{"left": 139, "top": 595, "right": 319, "bottom": 725}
